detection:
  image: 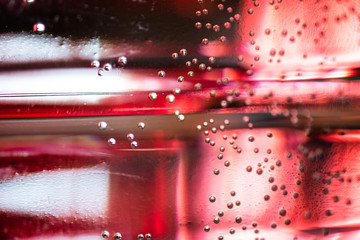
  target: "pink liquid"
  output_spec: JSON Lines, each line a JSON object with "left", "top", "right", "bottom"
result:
{"left": 1, "top": 0, "right": 360, "bottom": 240}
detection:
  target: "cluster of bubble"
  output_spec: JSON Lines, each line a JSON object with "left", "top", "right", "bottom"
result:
{"left": 101, "top": 231, "right": 151, "bottom": 239}
{"left": 91, "top": 56, "right": 127, "bottom": 76}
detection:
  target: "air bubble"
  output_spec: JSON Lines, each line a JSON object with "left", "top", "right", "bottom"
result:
{"left": 248, "top": 8, "right": 254, "bottom": 14}
{"left": 205, "top": 23, "right": 212, "bottom": 29}
{"left": 246, "top": 166, "right": 252, "bottom": 172}
{"left": 209, "top": 196, "right": 216, "bottom": 202}
{"left": 131, "top": 141, "right": 138, "bottom": 149}
{"left": 214, "top": 169, "right": 220, "bottom": 175}
{"left": 214, "top": 217, "right": 220, "bottom": 224}
{"left": 118, "top": 56, "right": 127, "bottom": 66}
{"left": 138, "top": 122, "right": 145, "bottom": 129}
{"left": 209, "top": 57, "right": 215, "bottom": 64}
{"left": 113, "top": 232, "right": 122, "bottom": 240}
{"left": 192, "top": 58, "right": 198, "bottom": 64}
{"left": 137, "top": 234, "right": 144, "bottom": 240}
{"left": 158, "top": 70, "right": 165, "bottom": 77}
{"left": 195, "top": 22, "right": 202, "bottom": 29}
{"left": 102, "top": 231, "right": 110, "bottom": 239}
{"left": 103, "top": 63, "right": 112, "bottom": 71}
{"left": 202, "top": 9, "right": 208, "bottom": 15}
{"left": 202, "top": 38, "right": 209, "bottom": 45}
{"left": 91, "top": 60, "right": 100, "bottom": 68}
{"left": 108, "top": 138, "right": 116, "bottom": 146}
{"left": 218, "top": 4, "right": 224, "bottom": 10}
{"left": 33, "top": 23, "right": 45, "bottom": 32}
{"left": 180, "top": 49, "right": 187, "bottom": 56}
{"left": 98, "top": 69, "right": 104, "bottom": 76}
{"left": 187, "top": 71, "right": 194, "bottom": 77}
{"left": 227, "top": 202, "right": 234, "bottom": 209}
{"left": 173, "top": 88, "right": 181, "bottom": 94}
{"left": 177, "top": 76, "right": 184, "bottom": 82}
{"left": 127, "top": 133, "right": 134, "bottom": 141}
{"left": 145, "top": 233, "right": 151, "bottom": 239}
{"left": 248, "top": 136, "right": 255, "bottom": 142}
{"left": 199, "top": 63, "right": 206, "bottom": 71}
{"left": 224, "top": 161, "right": 230, "bottom": 167}
{"left": 177, "top": 114, "right": 185, "bottom": 122}
{"left": 204, "top": 226, "right": 210, "bottom": 232}
{"left": 149, "top": 92, "right": 157, "bottom": 100}
{"left": 172, "top": 53, "right": 179, "bottom": 59}
{"left": 166, "top": 94, "right": 175, "bottom": 103}
{"left": 98, "top": 121, "right": 107, "bottom": 130}
{"left": 219, "top": 36, "right": 226, "bottom": 42}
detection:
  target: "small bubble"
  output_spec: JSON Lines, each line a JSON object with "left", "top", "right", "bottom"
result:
{"left": 145, "top": 233, "right": 151, "bottom": 239}
{"left": 202, "top": 9, "right": 208, "bottom": 15}
{"left": 196, "top": 125, "right": 202, "bottom": 131}
{"left": 202, "top": 38, "right": 209, "bottom": 45}
{"left": 246, "top": 166, "right": 253, "bottom": 172}
{"left": 218, "top": 211, "right": 224, "bottom": 217}
{"left": 209, "top": 57, "right": 215, "bottom": 64}
{"left": 280, "top": 209, "right": 287, "bottom": 216}
{"left": 91, "top": 60, "right": 100, "bottom": 68}
{"left": 235, "top": 200, "right": 241, "bottom": 206}
{"left": 264, "top": 28, "right": 271, "bottom": 35}
{"left": 118, "top": 56, "right": 127, "bottom": 66}
{"left": 103, "top": 63, "right": 112, "bottom": 71}
{"left": 230, "top": 191, "right": 236, "bottom": 196}
{"left": 102, "top": 231, "right": 110, "bottom": 239}
{"left": 217, "top": 154, "right": 223, "bottom": 160}
{"left": 187, "top": 71, "right": 194, "bottom": 77}
{"left": 149, "top": 92, "right": 157, "bottom": 100}
{"left": 271, "top": 185, "right": 278, "bottom": 191}
{"left": 127, "top": 133, "right": 135, "bottom": 141}
{"left": 108, "top": 138, "right": 116, "bottom": 146}
{"left": 267, "top": 131, "right": 273, "bottom": 137}
{"left": 158, "top": 70, "right": 166, "bottom": 77}
{"left": 224, "top": 161, "right": 230, "bottom": 167}
{"left": 218, "top": 4, "right": 224, "bottom": 10}
{"left": 256, "top": 168, "right": 263, "bottom": 175}
{"left": 284, "top": 219, "right": 291, "bottom": 225}
{"left": 214, "top": 169, "right": 220, "bottom": 175}
{"left": 199, "top": 64, "right": 206, "bottom": 71}
{"left": 218, "top": 236, "right": 224, "bottom": 240}
{"left": 138, "top": 122, "right": 145, "bottom": 129}
{"left": 33, "top": 22, "right": 45, "bottom": 32}
{"left": 196, "top": 10, "right": 201, "bottom": 16}
{"left": 234, "top": 14, "right": 241, "bottom": 21}
{"left": 177, "top": 76, "right": 184, "bottom": 82}
{"left": 235, "top": 216, "right": 242, "bottom": 223}
{"left": 227, "top": 202, "right": 234, "bottom": 209}
{"left": 166, "top": 94, "right": 175, "bottom": 103}
{"left": 98, "top": 121, "right": 107, "bottom": 130}
{"left": 172, "top": 53, "right": 179, "bottom": 59}
{"left": 195, "top": 22, "right": 202, "bottom": 29}
{"left": 185, "top": 61, "right": 191, "bottom": 67}
{"left": 137, "top": 234, "right": 144, "bottom": 240}
{"left": 227, "top": 7, "right": 233, "bottom": 13}
{"left": 214, "top": 217, "right": 220, "bottom": 224}
{"left": 204, "top": 226, "right": 210, "bottom": 232}
{"left": 271, "top": 223, "right": 277, "bottom": 229}
{"left": 264, "top": 195, "right": 270, "bottom": 201}
{"left": 177, "top": 114, "right": 185, "bottom": 122}
{"left": 205, "top": 23, "right": 212, "bottom": 29}
{"left": 229, "top": 228, "right": 235, "bottom": 234}
{"left": 113, "top": 232, "right": 122, "bottom": 240}
{"left": 173, "top": 88, "right": 181, "bottom": 94}
{"left": 198, "top": 0, "right": 203, "bottom": 3}
{"left": 224, "top": 22, "right": 231, "bottom": 29}
{"left": 248, "top": 136, "right": 255, "bottom": 142}
{"left": 192, "top": 58, "right": 198, "bottom": 64}
{"left": 131, "top": 141, "right": 138, "bottom": 149}
{"left": 246, "top": 69, "right": 253, "bottom": 76}
{"left": 219, "top": 36, "right": 226, "bottom": 42}
{"left": 98, "top": 69, "right": 104, "bottom": 76}
{"left": 248, "top": 8, "right": 254, "bottom": 14}
{"left": 180, "top": 49, "right": 187, "bottom": 56}
{"left": 269, "top": 177, "right": 274, "bottom": 183}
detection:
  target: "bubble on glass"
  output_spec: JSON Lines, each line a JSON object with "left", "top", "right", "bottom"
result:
{"left": 214, "top": 169, "right": 220, "bottom": 175}
{"left": 102, "top": 230, "right": 110, "bottom": 239}
{"left": 187, "top": 71, "right": 194, "bottom": 77}
{"left": 172, "top": 53, "right": 179, "bottom": 59}
{"left": 118, "top": 56, "right": 127, "bottom": 66}
{"left": 248, "top": 136, "right": 255, "bottom": 142}
{"left": 246, "top": 166, "right": 252, "bottom": 172}
{"left": 219, "top": 36, "right": 226, "bottom": 42}
{"left": 148, "top": 92, "right": 157, "bottom": 101}
{"left": 196, "top": 11, "right": 201, "bottom": 16}
{"left": 202, "top": 38, "right": 209, "bottom": 45}
{"left": 145, "top": 233, "right": 151, "bottom": 239}
{"left": 202, "top": 9, "right": 208, "bottom": 15}
{"left": 224, "top": 161, "right": 230, "bottom": 167}
{"left": 227, "top": 7, "right": 233, "bottom": 13}
{"left": 98, "top": 69, "right": 104, "bottom": 76}
{"left": 195, "top": 22, "right": 202, "bottom": 29}
{"left": 264, "top": 195, "right": 270, "bottom": 201}
{"left": 248, "top": 8, "right": 254, "bottom": 14}
{"left": 205, "top": 23, "right": 212, "bottom": 29}
{"left": 166, "top": 94, "right": 175, "bottom": 103}
{"left": 131, "top": 141, "right": 138, "bottom": 149}
{"left": 127, "top": 133, "right": 135, "bottom": 141}
{"left": 246, "top": 69, "right": 253, "bottom": 76}
{"left": 194, "top": 83, "right": 202, "bottom": 90}
{"left": 224, "top": 22, "right": 231, "bottom": 29}
{"left": 107, "top": 138, "right": 116, "bottom": 146}
{"left": 97, "top": 121, "right": 107, "bottom": 130}
{"left": 173, "top": 88, "right": 181, "bottom": 95}
{"left": 177, "top": 76, "right": 184, "bottom": 82}
{"left": 158, "top": 70, "right": 166, "bottom": 77}
{"left": 137, "top": 122, "right": 145, "bottom": 129}
{"left": 180, "top": 48, "right": 187, "bottom": 56}
{"left": 218, "top": 211, "right": 224, "bottom": 217}
{"left": 218, "top": 4, "right": 224, "bottom": 10}
{"left": 196, "top": 125, "right": 202, "bottom": 131}
{"left": 137, "top": 234, "right": 144, "bottom": 240}
{"left": 33, "top": 22, "right": 45, "bottom": 32}
{"left": 113, "top": 232, "right": 122, "bottom": 239}
{"left": 103, "top": 63, "right": 112, "bottom": 71}
{"left": 91, "top": 60, "right": 100, "bottom": 68}
{"left": 214, "top": 217, "right": 220, "bottom": 224}
{"left": 185, "top": 61, "right": 191, "bottom": 67}
{"left": 177, "top": 114, "right": 185, "bottom": 122}
{"left": 229, "top": 228, "right": 235, "bottom": 234}
{"left": 197, "top": 0, "right": 203, "bottom": 4}
{"left": 209, "top": 195, "right": 216, "bottom": 203}
{"left": 213, "top": 25, "right": 220, "bottom": 32}
{"left": 204, "top": 225, "right": 210, "bottom": 232}
{"left": 234, "top": 13, "right": 241, "bottom": 21}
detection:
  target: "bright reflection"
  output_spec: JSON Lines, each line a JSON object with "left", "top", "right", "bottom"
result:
{"left": 0, "top": 165, "right": 109, "bottom": 217}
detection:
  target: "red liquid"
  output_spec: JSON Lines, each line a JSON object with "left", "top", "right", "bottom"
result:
{"left": 1, "top": 0, "right": 360, "bottom": 240}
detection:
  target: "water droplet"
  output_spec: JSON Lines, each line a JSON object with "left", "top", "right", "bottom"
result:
{"left": 209, "top": 57, "right": 215, "bottom": 64}
{"left": 118, "top": 56, "right": 127, "bottom": 66}
{"left": 229, "top": 229, "right": 235, "bottom": 234}
{"left": 227, "top": 7, "right": 233, "bottom": 13}
{"left": 204, "top": 226, "right": 210, "bottom": 232}
{"left": 218, "top": 4, "right": 224, "bottom": 10}
{"left": 271, "top": 223, "right": 277, "bottom": 229}
{"left": 166, "top": 94, "right": 175, "bottom": 103}
{"left": 264, "top": 195, "right": 270, "bottom": 201}
{"left": 145, "top": 233, "right": 151, "bottom": 240}
{"left": 158, "top": 70, "right": 165, "bottom": 77}
{"left": 108, "top": 138, "right": 116, "bottom": 146}
{"left": 195, "top": 22, "right": 202, "bottom": 29}
{"left": 199, "top": 63, "right": 206, "bottom": 71}
{"left": 91, "top": 60, "right": 100, "bottom": 68}
{"left": 180, "top": 49, "right": 187, "bottom": 56}
{"left": 127, "top": 133, "right": 134, "bottom": 141}
{"left": 219, "top": 36, "right": 226, "bottom": 42}
{"left": 235, "top": 216, "right": 242, "bottom": 223}
{"left": 224, "top": 22, "right": 231, "bottom": 29}
{"left": 113, "top": 232, "right": 122, "bottom": 240}
{"left": 214, "top": 169, "right": 220, "bottom": 175}
{"left": 173, "top": 88, "right": 181, "bottom": 94}
{"left": 279, "top": 209, "right": 286, "bottom": 216}
{"left": 214, "top": 217, "right": 220, "bottom": 224}
{"left": 187, "top": 71, "right": 194, "bottom": 77}
{"left": 248, "top": 136, "right": 255, "bottom": 142}
{"left": 33, "top": 23, "right": 45, "bottom": 32}
{"left": 196, "top": 11, "right": 201, "bottom": 16}
{"left": 137, "top": 234, "right": 144, "bottom": 240}
{"left": 172, "top": 53, "right": 179, "bottom": 59}
{"left": 98, "top": 121, "right": 107, "bottom": 130}
{"left": 256, "top": 168, "right": 263, "bottom": 175}
{"left": 246, "top": 166, "right": 252, "bottom": 172}
{"left": 224, "top": 161, "right": 230, "bottom": 167}
{"left": 205, "top": 23, "right": 212, "bottom": 29}
{"left": 209, "top": 196, "right": 216, "bottom": 202}
{"left": 177, "top": 76, "right": 184, "bottom": 82}
{"left": 218, "top": 211, "right": 224, "bottom": 217}
{"left": 98, "top": 69, "right": 104, "bottom": 76}
{"left": 248, "top": 8, "right": 254, "bottom": 14}
{"left": 102, "top": 231, "right": 110, "bottom": 239}
{"left": 103, "top": 63, "right": 112, "bottom": 71}
{"left": 234, "top": 14, "right": 241, "bottom": 21}
{"left": 194, "top": 83, "right": 202, "bottom": 90}
{"left": 202, "top": 9, "right": 208, "bottom": 15}
{"left": 265, "top": 28, "right": 271, "bottom": 35}
{"left": 197, "top": 0, "right": 203, "bottom": 4}
{"left": 202, "top": 38, "right": 209, "bottom": 45}
{"left": 246, "top": 69, "right": 253, "bottom": 76}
